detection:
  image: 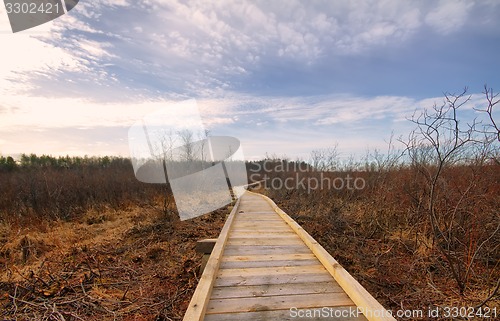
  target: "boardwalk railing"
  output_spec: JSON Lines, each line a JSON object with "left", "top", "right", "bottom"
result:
{"left": 183, "top": 191, "right": 396, "bottom": 321}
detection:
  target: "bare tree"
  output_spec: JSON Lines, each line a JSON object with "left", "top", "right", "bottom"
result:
{"left": 147, "top": 129, "right": 180, "bottom": 221}
{"left": 178, "top": 129, "right": 195, "bottom": 162}
{"left": 473, "top": 85, "right": 500, "bottom": 166}
{"left": 402, "top": 87, "right": 499, "bottom": 295}
{"left": 310, "top": 149, "right": 325, "bottom": 171}
{"left": 475, "top": 85, "right": 500, "bottom": 142}
{"left": 310, "top": 145, "right": 338, "bottom": 171}
{"left": 199, "top": 129, "right": 211, "bottom": 168}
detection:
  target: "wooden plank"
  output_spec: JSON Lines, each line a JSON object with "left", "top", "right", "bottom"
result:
{"left": 220, "top": 258, "right": 321, "bottom": 269}
{"left": 237, "top": 211, "right": 280, "bottom": 215}
{"left": 233, "top": 217, "right": 286, "bottom": 221}
{"left": 237, "top": 211, "right": 278, "bottom": 214}
{"left": 238, "top": 211, "right": 274, "bottom": 214}
{"left": 231, "top": 225, "right": 291, "bottom": 230}
{"left": 233, "top": 217, "right": 284, "bottom": 221}
{"left": 235, "top": 218, "right": 283, "bottom": 222}
{"left": 256, "top": 192, "right": 397, "bottom": 321}
{"left": 211, "top": 282, "right": 344, "bottom": 299}
{"left": 237, "top": 212, "right": 279, "bottom": 214}
{"left": 233, "top": 220, "right": 290, "bottom": 226}
{"left": 214, "top": 272, "right": 333, "bottom": 287}
{"left": 221, "top": 253, "right": 316, "bottom": 262}
{"left": 230, "top": 230, "right": 294, "bottom": 234}
{"left": 236, "top": 215, "right": 280, "bottom": 219}
{"left": 232, "top": 221, "right": 289, "bottom": 226}
{"left": 223, "top": 245, "right": 311, "bottom": 256}
{"left": 205, "top": 292, "right": 355, "bottom": 314}
{"left": 238, "top": 210, "right": 276, "bottom": 212}
{"left": 227, "top": 238, "right": 303, "bottom": 246}
{"left": 232, "top": 227, "right": 293, "bottom": 234}
{"left": 236, "top": 218, "right": 280, "bottom": 221}
{"left": 217, "top": 265, "right": 326, "bottom": 277}
{"left": 182, "top": 198, "right": 241, "bottom": 321}
{"left": 204, "top": 307, "right": 369, "bottom": 321}
{"left": 227, "top": 233, "right": 296, "bottom": 238}
{"left": 231, "top": 222, "right": 290, "bottom": 228}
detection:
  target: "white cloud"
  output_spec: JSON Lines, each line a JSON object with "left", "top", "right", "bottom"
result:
{"left": 1, "top": 89, "right": 494, "bottom": 158}
{"left": 2, "top": 0, "right": 496, "bottom": 99}
{"left": 0, "top": 0, "right": 498, "bottom": 158}
{"left": 0, "top": 96, "right": 178, "bottom": 132}
{"left": 425, "top": 0, "right": 474, "bottom": 35}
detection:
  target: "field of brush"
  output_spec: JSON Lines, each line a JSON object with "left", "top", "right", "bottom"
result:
{"left": 253, "top": 159, "right": 500, "bottom": 316}
{"left": 0, "top": 156, "right": 229, "bottom": 320}
{"left": 0, "top": 154, "right": 498, "bottom": 320}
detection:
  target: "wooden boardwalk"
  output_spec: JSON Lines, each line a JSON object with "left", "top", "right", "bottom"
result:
{"left": 183, "top": 192, "right": 396, "bottom": 321}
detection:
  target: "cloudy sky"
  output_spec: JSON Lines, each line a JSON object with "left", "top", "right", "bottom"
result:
{"left": 1, "top": 0, "right": 499, "bottom": 161}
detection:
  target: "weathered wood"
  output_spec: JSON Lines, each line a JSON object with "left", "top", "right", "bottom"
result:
{"left": 227, "top": 232, "right": 296, "bottom": 238}
{"left": 230, "top": 230, "right": 295, "bottom": 235}
{"left": 230, "top": 228, "right": 294, "bottom": 234}
{"left": 257, "top": 192, "right": 397, "bottom": 321}
{"left": 227, "top": 237, "right": 303, "bottom": 246}
{"left": 220, "top": 258, "right": 322, "bottom": 269}
{"left": 236, "top": 215, "right": 280, "bottom": 218}
{"left": 238, "top": 210, "right": 276, "bottom": 212}
{"left": 217, "top": 265, "right": 326, "bottom": 277}
{"left": 221, "top": 253, "right": 316, "bottom": 262}
{"left": 214, "top": 272, "right": 334, "bottom": 287}
{"left": 232, "top": 220, "right": 289, "bottom": 225}
{"left": 182, "top": 198, "right": 241, "bottom": 321}
{"left": 223, "top": 244, "right": 311, "bottom": 256}
{"left": 211, "top": 282, "right": 344, "bottom": 299}
{"left": 205, "top": 292, "right": 355, "bottom": 314}
{"left": 231, "top": 225, "right": 291, "bottom": 230}
{"left": 204, "top": 307, "right": 369, "bottom": 321}
{"left": 184, "top": 192, "right": 395, "bottom": 321}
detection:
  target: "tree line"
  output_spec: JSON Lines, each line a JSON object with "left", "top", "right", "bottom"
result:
{"left": 0, "top": 154, "right": 130, "bottom": 171}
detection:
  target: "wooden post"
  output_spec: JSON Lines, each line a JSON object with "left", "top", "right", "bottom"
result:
{"left": 196, "top": 238, "right": 217, "bottom": 275}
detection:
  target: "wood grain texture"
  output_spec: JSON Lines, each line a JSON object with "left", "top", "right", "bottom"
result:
{"left": 204, "top": 307, "right": 369, "bottom": 321}
{"left": 183, "top": 192, "right": 394, "bottom": 321}
{"left": 256, "top": 192, "right": 397, "bottom": 321}
{"left": 206, "top": 292, "right": 355, "bottom": 314}
{"left": 211, "top": 282, "right": 344, "bottom": 299}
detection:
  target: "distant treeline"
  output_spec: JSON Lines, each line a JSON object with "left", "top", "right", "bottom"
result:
{"left": 0, "top": 154, "right": 128, "bottom": 171}
{"left": 0, "top": 154, "right": 168, "bottom": 223}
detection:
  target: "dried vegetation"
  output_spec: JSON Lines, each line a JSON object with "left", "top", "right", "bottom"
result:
{"left": 0, "top": 157, "right": 227, "bottom": 320}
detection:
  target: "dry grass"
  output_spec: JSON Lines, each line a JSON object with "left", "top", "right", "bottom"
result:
{"left": 260, "top": 163, "right": 500, "bottom": 320}
{"left": 1, "top": 156, "right": 498, "bottom": 320}
{"left": 1, "top": 202, "right": 228, "bottom": 320}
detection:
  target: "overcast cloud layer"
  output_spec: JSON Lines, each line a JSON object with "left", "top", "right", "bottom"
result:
{"left": 1, "top": 0, "right": 499, "bottom": 159}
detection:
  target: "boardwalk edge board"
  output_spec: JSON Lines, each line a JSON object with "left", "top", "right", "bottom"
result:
{"left": 255, "top": 191, "right": 397, "bottom": 321}
{"left": 182, "top": 198, "right": 241, "bottom": 321}
{"left": 183, "top": 192, "right": 397, "bottom": 321}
